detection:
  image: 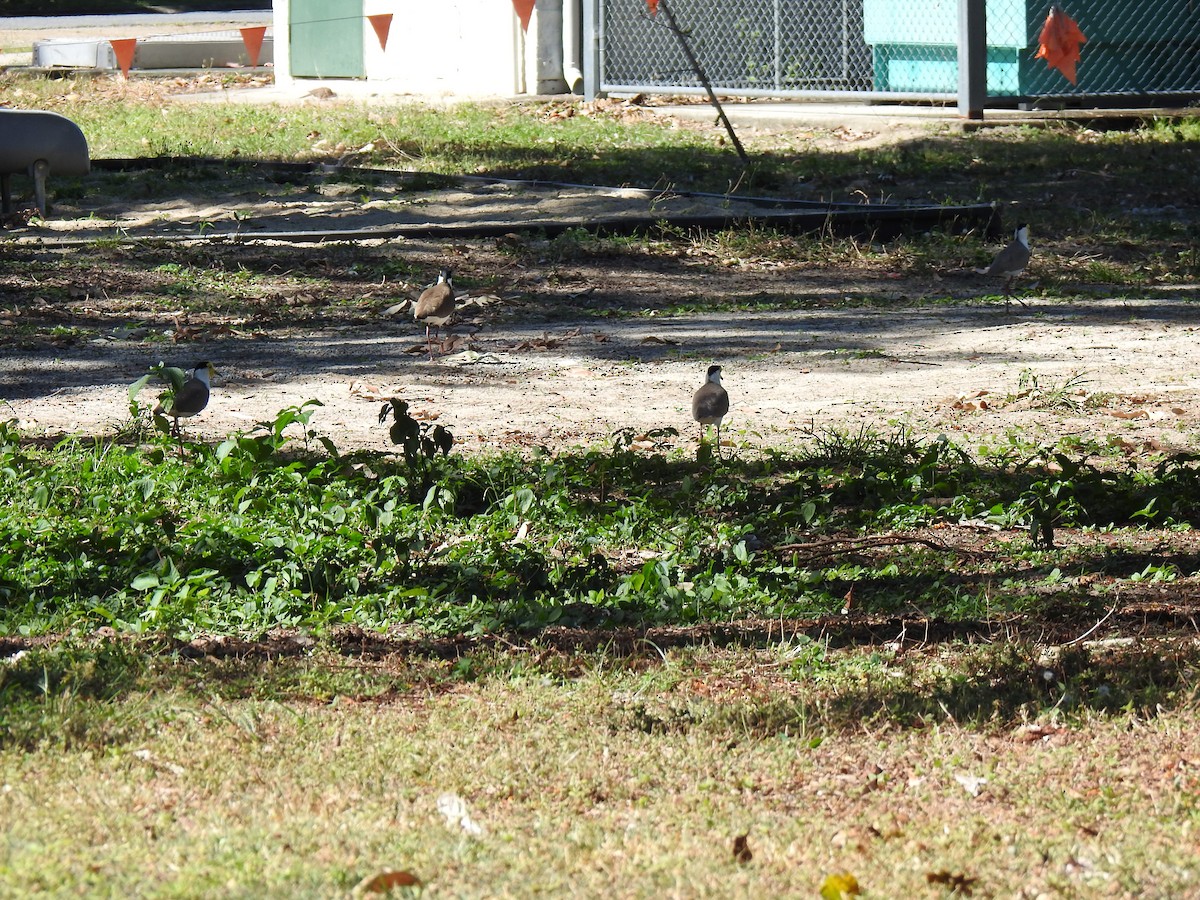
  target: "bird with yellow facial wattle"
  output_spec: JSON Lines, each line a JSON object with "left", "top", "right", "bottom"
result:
{"left": 154, "top": 361, "right": 216, "bottom": 439}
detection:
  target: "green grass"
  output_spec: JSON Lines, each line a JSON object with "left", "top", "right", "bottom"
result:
{"left": 2, "top": 638, "right": 1199, "bottom": 896}
{"left": 3, "top": 410, "right": 1200, "bottom": 638}
{"left": 2, "top": 79, "right": 1199, "bottom": 895}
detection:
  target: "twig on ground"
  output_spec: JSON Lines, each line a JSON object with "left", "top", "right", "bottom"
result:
{"left": 1060, "top": 592, "right": 1121, "bottom": 647}
{"left": 773, "top": 532, "right": 988, "bottom": 561}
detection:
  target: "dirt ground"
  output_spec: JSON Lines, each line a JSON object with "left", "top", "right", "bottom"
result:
{"left": 3, "top": 228, "right": 1199, "bottom": 457}
{"left": 1, "top": 90, "right": 1197, "bottom": 456}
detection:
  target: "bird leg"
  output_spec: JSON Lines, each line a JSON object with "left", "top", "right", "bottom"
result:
{"left": 1004, "top": 277, "right": 1030, "bottom": 310}
{"left": 697, "top": 423, "right": 727, "bottom": 461}
{"left": 715, "top": 422, "right": 726, "bottom": 461}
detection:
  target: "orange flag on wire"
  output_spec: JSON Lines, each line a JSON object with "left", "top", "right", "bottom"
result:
{"left": 368, "top": 13, "right": 393, "bottom": 50}
{"left": 512, "top": 0, "right": 535, "bottom": 31}
{"left": 239, "top": 26, "right": 266, "bottom": 67}
{"left": 1034, "top": 5, "right": 1087, "bottom": 84}
{"left": 110, "top": 38, "right": 136, "bottom": 78}
{"left": 646, "top": 0, "right": 659, "bottom": 14}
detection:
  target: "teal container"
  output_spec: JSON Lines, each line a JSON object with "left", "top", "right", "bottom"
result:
{"left": 862, "top": 0, "right": 1200, "bottom": 97}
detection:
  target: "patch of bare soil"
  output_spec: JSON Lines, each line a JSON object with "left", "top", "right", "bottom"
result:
{"left": 2, "top": 233, "right": 1199, "bottom": 459}
{"left": 1, "top": 80, "right": 1194, "bottom": 458}
{"left": 1, "top": 90, "right": 1199, "bottom": 517}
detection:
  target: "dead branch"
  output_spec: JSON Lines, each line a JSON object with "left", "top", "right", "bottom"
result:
{"left": 772, "top": 532, "right": 989, "bottom": 561}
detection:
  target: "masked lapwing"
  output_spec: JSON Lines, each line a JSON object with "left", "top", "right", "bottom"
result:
{"left": 154, "top": 361, "right": 215, "bottom": 438}
{"left": 692, "top": 364, "right": 730, "bottom": 456}
{"left": 414, "top": 269, "right": 455, "bottom": 359}
{"left": 985, "top": 224, "right": 1031, "bottom": 308}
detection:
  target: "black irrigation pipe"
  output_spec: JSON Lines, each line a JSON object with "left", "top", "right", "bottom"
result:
{"left": 89, "top": 156, "right": 980, "bottom": 214}
{"left": 17, "top": 157, "right": 1002, "bottom": 246}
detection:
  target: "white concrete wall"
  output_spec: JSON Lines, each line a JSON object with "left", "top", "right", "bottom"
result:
{"left": 274, "top": 0, "right": 525, "bottom": 97}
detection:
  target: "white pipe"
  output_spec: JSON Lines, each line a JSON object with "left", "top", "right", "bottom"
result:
{"left": 562, "top": 0, "right": 583, "bottom": 94}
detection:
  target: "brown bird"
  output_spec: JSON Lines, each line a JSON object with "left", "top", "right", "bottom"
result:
{"left": 984, "top": 223, "right": 1031, "bottom": 307}
{"left": 154, "top": 361, "right": 215, "bottom": 438}
{"left": 692, "top": 364, "right": 730, "bottom": 455}
{"left": 414, "top": 269, "right": 455, "bottom": 359}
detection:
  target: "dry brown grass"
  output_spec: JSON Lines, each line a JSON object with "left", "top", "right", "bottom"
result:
{"left": 3, "top": 642, "right": 1199, "bottom": 897}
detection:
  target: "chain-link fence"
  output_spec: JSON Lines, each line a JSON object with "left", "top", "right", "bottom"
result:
{"left": 593, "top": 0, "right": 1200, "bottom": 102}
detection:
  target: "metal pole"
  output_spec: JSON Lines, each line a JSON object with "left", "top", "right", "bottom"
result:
{"left": 656, "top": 0, "right": 749, "bottom": 165}
{"left": 774, "top": 0, "right": 781, "bottom": 91}
{"left": 583, "top": 0, "right": 600, "bottom": 99}
{"left": 957, "top": 0, "right": 987, "bottom": 119}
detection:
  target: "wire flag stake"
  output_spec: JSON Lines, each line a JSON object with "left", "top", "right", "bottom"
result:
{"left": 652, "top": 0, "right": 748, "bottom": 166}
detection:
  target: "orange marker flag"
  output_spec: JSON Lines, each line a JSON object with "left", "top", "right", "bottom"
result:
{"left": 110, "top": 38, "right": 136, "bottom": 78}
{"left": 368, "top": 14, "right": 392, "bottom": 50}
{"left": 512, "top": 0, "right": 535, "bottom": 32}
{"left": 647, "top": 0, "right": 659, "bottom": 14}
{"left": 1034, "top": 5, "right": 1087, "bottom": 84}
{"left": 240, "top": 26, "right": 267, "bottom": 67}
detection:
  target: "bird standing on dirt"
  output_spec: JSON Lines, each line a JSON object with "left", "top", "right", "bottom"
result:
{"left": 984, "top": 224, "right": 1031, "bottom": 307}
{"left": 154, "top": 361, "right": 216, "bottom": 438}
{"left": 692, "top": 364, "right": 730, "bottom": 455}
{"left": 414, "top": 269, "right": 456, "bottom": 360}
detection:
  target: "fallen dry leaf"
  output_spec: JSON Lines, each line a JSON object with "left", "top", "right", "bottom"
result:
{"left": 732, "top": 833, "right": 752, "bottom": 864}
{"left": 820, "top": 872, "right": 861, "bottom": 899}
{"left": 352, "top": 870, "right": 422, "bottom": 895}
{"left": 1014, "top": 722, "right": 1064, "bottom": 743}
{"left": 926, "top": 869, "right": 978, "bottom": 894}
{"left": 511, "top": 328, "right": 581, "bottom": 351}
{"left": 1109, "top": 409, "right": 1150, "bottom": 420}
{"left": 348, "top": 380, "right": 393, "bottom": 401}
{"left": 953, "top": 773, "right": 987, "bottom": 797}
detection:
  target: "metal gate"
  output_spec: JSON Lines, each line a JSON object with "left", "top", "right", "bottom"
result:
{"left": 587, "top": 0, "right": 1200, "bottom": 104}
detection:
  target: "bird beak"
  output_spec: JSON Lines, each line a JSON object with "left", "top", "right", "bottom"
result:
{"left": 207, "top": 363, "right": 219, "bottom": 378}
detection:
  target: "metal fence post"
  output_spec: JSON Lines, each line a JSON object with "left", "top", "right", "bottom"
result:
{"left": 957, "top": 0, "right": 986, "bottom": 118}
{"left": 583, "top": 0, "right": 600, "bottom": 99}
